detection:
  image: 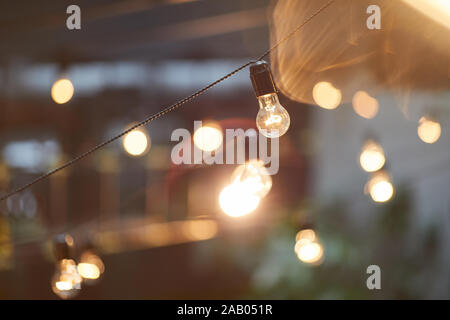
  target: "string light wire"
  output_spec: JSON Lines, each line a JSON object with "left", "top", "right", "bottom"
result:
{"left": 0, "top": 0, "right": 335, "bottom": 202}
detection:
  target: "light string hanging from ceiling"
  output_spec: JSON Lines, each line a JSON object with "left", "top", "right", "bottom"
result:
{"left": 0, "top": 0, "right": 336, "bottom": 202}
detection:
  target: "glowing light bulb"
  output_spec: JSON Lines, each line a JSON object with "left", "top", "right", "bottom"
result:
{"left": 51, "top": 259, "right": 82, "bottom": 299}
{"left": 250, "top": 60, "right": 290, "bottom": 138}
{"left": 256, "top": 93, "right": 290, "bottom": 138}
{"left": 294, "top": 228, "right": 324, "bottom": 265}
{"left": 417, "top": 117, "right": 441, "bottom": 144}
{"left": 312, "top": 82, "right": 342, "bottom": 110}
{"left": 219, "top": 182, "right": 260, "bottom": 217}
{"left": 51, "top": 78, "right": 74, "bottom": 104}
{"left": 352, "top": 91, "right": 379, "bottom": 119}
{"left": 77, "top": 250, "right": 105, "bottom": 284}
{"left": 123, "top": 128, "right": 150, "bottom": 156}
{"left": 365, "top": 170, "right": 394, "bottom": 203}
{"left": 231, "top": 159, "right": 272, "bottom": 198}
{"left": 359, "top": 139, "right": 386, "bottom": 173}
{"left": 193, "top": 123, "right": 223, "bottom": 152}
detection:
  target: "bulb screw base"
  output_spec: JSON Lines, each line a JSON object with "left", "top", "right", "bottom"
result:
{"left": 250, "top": 60, "right": 278, "bottom": 98}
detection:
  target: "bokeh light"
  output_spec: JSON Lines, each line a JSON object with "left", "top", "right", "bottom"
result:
{"left": 294, "top": 229, "right": 324, "bottom": 265}
{"left": 366, "top": 170, "right": 394, "bottom": 203}
{"left": 231, "top": 159, "right": 272, "bottom": 198}
{"left": 417, "top": 116, "right": 441, "bottom": 144}
{"left": 219, "top": 182, "right": 261, "bottom": 217}
{"left": 51, "top": 259, "right": 82, "bottom": 299}
{"left": 51, "top": 79, "right": 74, "bottom": 104}
{"left": 77, "top": 250, "right": 105, "bottom": 283}
{"left": 359, "top": 140, "right": 386, "bottom": 173}
{"left": 352, "top": 91, "right": 379, "bottom": 119}
{"left": 312, "top": 82, "right": 342, "bottom": 110}
{"left": 123, "top": 128, "right": 150, "bottom": 156}
{"left": 193, "top": 123, "right": 223, "bottom": 152}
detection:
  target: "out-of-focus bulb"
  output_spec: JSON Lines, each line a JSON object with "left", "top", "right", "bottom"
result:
{"left": 256, "top": 93, "right": 290, "bottom": 138}
{"left": 231, "top": 159, "right": 272, "bottom": 198}
{"left": 365, "top": 170, "right": 394, "bottom": 203}
{"left": 352, "top": 91, "right": 379, "bottom": 119}
{"left": 417, "top": 116, "right": 441, "bottom": 144}
{"left": 294, "top": 228, "right": 324, "bottom": 265}
{"left": 359, "top": 139, "right": 386, "bottom": 173}
{"left": 123, "top": 128, "right": 150, "bottom": 156}
{"left": 193, "top": 123, "right": 223, "bottom": 152}
{"left": 77, "top": 250, "right": 105, "bottom": 284}
{"left": 51, "top": 259, "right": 82, "bottom": 299}
{"left": 51, "top": 78, "right": 74, "bottom": 104}
{"left": 312, "top": 82, "right": 342, "bottom": 110}
{"left": 219, "top": 182, "right": 260, "bottom": 217}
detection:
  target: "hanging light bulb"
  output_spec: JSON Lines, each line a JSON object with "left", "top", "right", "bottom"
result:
{"left": 231, "top": 159, "right": 272, "bottom": 198}
{"left": 77, "top": 242, "right": 105, "bottom": 285}
{"left": 51, "top": 78, "right": 74, "bottom": 104}
{"left": 294, "top": 227, "right": 324, "bottom": 265}
{"left": 250, "top": 61, "right": 290, "bottom": 138}
{"left": 417, "top": 116, "right": 441, "bottom": 144}
{"left": 219, "top": 181, "right": 261, "bottom": 218}
{"left": 365, "top": 169, "right": 394, "bottom": 203}
{"left": 359, "top": 139, "right": 386, "bottom": 173}
{"left": 123, "top": 126, "right": 150, "bottom": 156}
{"left": 51, "top": 234, "right": 82, "bottom": 299}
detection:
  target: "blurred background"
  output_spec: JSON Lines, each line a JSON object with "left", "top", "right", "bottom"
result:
{"left": 0, "top": 0, "right": 449, "bottom": 299}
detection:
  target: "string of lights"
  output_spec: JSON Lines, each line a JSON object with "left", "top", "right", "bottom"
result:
{"left": 0, "top": 0, "right": 336, "bottom": 203}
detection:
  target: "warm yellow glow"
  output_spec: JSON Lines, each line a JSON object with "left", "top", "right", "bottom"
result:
{"left": 312, "top": 82, "right": 342, "bottom": 110}
{"left": 231, "top": 159, "right": 272, "bottom": 198}
{"left": 51, "top": 259, "right": 82, "bottom": 299}
{"left": 402, "top": 0, "right": 450, "bottom": 30}
{"left": 77, "top": 263, "right": 100, "bottom": 280}
{"left": 219, "top": 182, "right": 260, "bottom": 217}
{"left": 359, "top": 140, "right": 386, "bottom": 173}
{"left": 193, "top": 124, "right": 223, "bottom": 152}
{"left": 296, "top": 240, "right": 324, "bottom": 264}
{"left": 417, "top": 117, "right": 441, "bottom": 144}
{"left": 51, "top": 79, "right": 74, "bottom": 104}
{"left": 182, "top": 219, "right": 218, "bottom": 241}
{"left": 123, "top": 129, "right": 150, "bottom": 156}
{"left": 366, "top": 171, "right": 394, "bottom": 203}
{"left": 352, "top": 91, "right": 379, "bottom": 119}
{"left": 55, "top": 280, "right": 73, "bottom": 291}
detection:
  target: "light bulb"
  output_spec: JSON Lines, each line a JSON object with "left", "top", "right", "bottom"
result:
{"left": 250, "top": 60, "right": 290, "bottom": 138}
{"left": 231, "top": 159, "right": 272, "bottom": 198}
{"left": 417, "top": 116, "right": 441, "bottom": 144}
{"left": 51, "top": 259, "right": 82, "bottom": 299}
{"left": 77, "top": 250, "right": 105, "bottom": 284}
{"left": 365, "top": 170, "right": 394, "bottom": 203}
{"left": 123, "top": 127, "right": 150, "bottom": 156}
{"left": 294, "top": 228, "right": 324, "bottom": 265}
{"left": 219, "top": 181, "right": 261, "bottom": 217}
{"left": 51, "top": 78, "right": 74, "bottom": 104}
{"left": 193, "top": 123, "right": 223, "bottom": 152}
{"left": 359, "top": 139, "right": 385, "bottom": 173}
{"left": 256, "top": 93, "right": 290, "bottom": 138}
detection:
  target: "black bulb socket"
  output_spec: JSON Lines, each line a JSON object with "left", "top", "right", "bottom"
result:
{"left": 250, "top": 60, "right": 278, "bottom": 98}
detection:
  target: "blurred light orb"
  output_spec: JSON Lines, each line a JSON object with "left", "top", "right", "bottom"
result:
{"left": 295, "top": 229, "right": 316, "bottom": 243}
{"left": 51, "top": 79, "right": 74, "bottom": 104}
{"left": 366, "top": 171, "right": 394, "bottom": 203}
{"left": 219, "top": 182, "right": 260, "bottom": 217}
{"left": 312, "top": 82, "right": 342, "bottom": 110}
{"left": 231, "top": 159, "right": 272, "bottom": 198}
{"left": 359, "top": 140, "right": 386, "bottom": 173}
{"left": 296, "top": 241, "right": 324, "bottom": 264}
{"left": 193, "top": 124, "right": 223, "bottom": 152}
{"left": 123, "top": 129, "right": 150, "bottom": 156}
{"left": 51, "top": 259, "right": 82, "bottom": 299}
{"left": 352, "top": 91, "right": 379, "bottom": 119}
{"left": 77, "top": 250, "right": 105, "bottom": 283}
{"left": 417, "top": 117, "right": 441, "bottom": 144}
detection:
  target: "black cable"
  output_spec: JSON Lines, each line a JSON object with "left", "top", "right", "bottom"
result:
{"left": 0, "top": 0, "right": 335, "bottom": 202}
